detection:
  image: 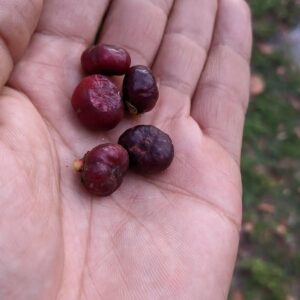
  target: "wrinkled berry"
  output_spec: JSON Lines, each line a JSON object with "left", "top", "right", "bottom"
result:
{"left": 71, "top": 75, "right": 124, "bottom": 130}
{"left": 118, "top": 125, "right": 174, "bottom": 174}
{"left": 123, "top": 66, "right": 159, "bottom": 114}
{"left": 81, "top": 44, "right": 131, "bottom": 75}
{"left": 74, "top": 143, "right": 129, "bottom": 196}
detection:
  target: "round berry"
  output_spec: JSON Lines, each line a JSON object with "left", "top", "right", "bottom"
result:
{"left": 75, "top": 143, "right": 129, "bottom": 196}
{"left": 123, "top": 66, "right": 159, "bottom": 114}
{"left": 118, "top": 125, "right": 174, "bottom": 174}
{"left": 81, "top": 44, "right": 131, "bottom": 76}
{"left": 71, "top": 75, "right": 124, "bottom": 130}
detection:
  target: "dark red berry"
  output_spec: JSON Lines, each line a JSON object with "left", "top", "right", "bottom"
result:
{"left": 81, "top": 44, "right": 131, "bottom": 76}
{"left": 75, "top": 143, "right": 129, "bottom": 196}
{"left": 71, "top": 75, "right": 124, "bottom": 130}
{"left": 118, "top": 125, "right": 174, "bottom": 174}
{"left": 123, "top": 66, "right": 159, "bottom": 114}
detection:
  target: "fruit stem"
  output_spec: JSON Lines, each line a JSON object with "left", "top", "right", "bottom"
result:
{"left": 73, "top": 159, "right": 84, "bottom": 172}
{"left": 126, "top": 102, "right": 138, "bottom": 115}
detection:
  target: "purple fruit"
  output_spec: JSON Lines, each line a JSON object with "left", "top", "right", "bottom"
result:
{"left": 123, "top": 66, "right": 159, "bottom": 114}
{"left": 81, "top": 44, "right": 131, "bottom": 76}
{"left": 71, "top": 75, "right": 124, "bottom": 130}
{"left": 74, "top": 143, "right": 129, "bottom": 196}
{"left": 118, "top": 125, "right": 174, "bottom": 174}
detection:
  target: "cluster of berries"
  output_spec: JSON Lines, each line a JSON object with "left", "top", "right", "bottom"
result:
{"left": 71, "top": 44, "right": 174, "bottom": 196}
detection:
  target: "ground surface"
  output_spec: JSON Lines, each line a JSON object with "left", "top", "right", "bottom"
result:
{"left": 230, "top": 1, "right": 300, "bottom": 299}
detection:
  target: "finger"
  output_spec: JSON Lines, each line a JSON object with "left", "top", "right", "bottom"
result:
{"left": 98, "top": 0, "right": 174, "bottom": 66}
{"left": 8, "top": 0, "right": 112, "bottom": 154}
{"left": 0, "top": 0, "right": 42, "bottom": 90}
{"left": 10, "top": 0, "right": 112, "bottom": 121}
{"left": 11, "top": 0, "right": 112, "bottom": 93}
{"left": 152, "top": 0, "right": 217, "bottom": 117}
{"left": 37, "top": 0, "right": 111, "bottom": 46}
{"left": 192, "top": 0, "right": 252, "bottom": 163}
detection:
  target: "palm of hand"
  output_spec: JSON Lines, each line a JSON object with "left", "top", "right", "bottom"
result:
{"left": 0, "top": 1, "right": 251, "bottom": 299}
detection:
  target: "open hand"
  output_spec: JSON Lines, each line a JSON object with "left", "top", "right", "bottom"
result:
{"left": 0, "top": 0, "right": 252, "bottom": 299}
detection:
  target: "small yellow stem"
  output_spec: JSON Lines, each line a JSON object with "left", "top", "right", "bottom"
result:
{"left": 73, "top": 159, "right": 83, "bottom": 172}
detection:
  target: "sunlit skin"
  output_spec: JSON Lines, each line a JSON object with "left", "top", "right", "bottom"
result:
{"left": 0, "top": 0, "right": 252, "bottom": 299}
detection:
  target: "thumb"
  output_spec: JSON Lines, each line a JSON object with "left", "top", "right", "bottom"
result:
{"left": 0, "top": 0, "right": 43, "bottom": 90}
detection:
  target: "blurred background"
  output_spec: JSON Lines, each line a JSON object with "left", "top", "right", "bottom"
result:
{"left": 229, "top": 1, "right": 300, "bottom": 299}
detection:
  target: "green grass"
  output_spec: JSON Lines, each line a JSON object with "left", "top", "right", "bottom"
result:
{"left": 230, "top": 1, "right": 300, "bottom": 299}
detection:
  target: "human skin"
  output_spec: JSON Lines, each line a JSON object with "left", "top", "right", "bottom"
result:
{"left": 0, "top": 0, "right": 252, "bottom": 299}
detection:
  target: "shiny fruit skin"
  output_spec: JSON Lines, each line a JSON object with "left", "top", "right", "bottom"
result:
{"left": 79, "top": 143, "right": 129, "bottom": 196}
{"left": 81, "top": 44, "right": 131, "bottom": 76}
{"left": 71, "top": 75, "right": 124, "bottom": 130}
{"left": 123, "top": 66, "right": 159, "bottom": 114}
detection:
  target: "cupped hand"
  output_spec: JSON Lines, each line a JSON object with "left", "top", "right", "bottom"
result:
{"left": 0, "top": 0, "right": 252, "bottom": 299}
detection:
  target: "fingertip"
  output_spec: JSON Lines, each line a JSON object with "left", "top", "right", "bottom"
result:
{"left": 214, "top": 0, "right": 252, "bottom": 62}
{"left": 191, "top": 0, "right": 252, "bottom": 163}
